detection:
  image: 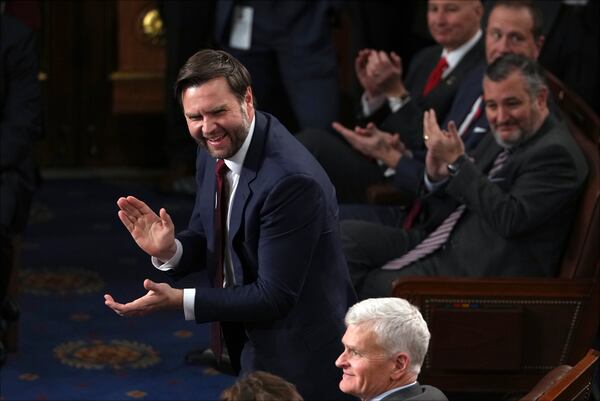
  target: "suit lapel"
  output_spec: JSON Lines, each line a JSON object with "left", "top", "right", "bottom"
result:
{"left": 432, "top": 36, "right": 484, "bottom": 98}
{"left": 228, "top": 112, "right": 266, "bottom": 282}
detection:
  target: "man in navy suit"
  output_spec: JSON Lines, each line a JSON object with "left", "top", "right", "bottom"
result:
{"left": 104, "top": 49, "right": 356, "bottom": 400}
{"left": 299, "top": 0, "right": 485, "bottom": 204}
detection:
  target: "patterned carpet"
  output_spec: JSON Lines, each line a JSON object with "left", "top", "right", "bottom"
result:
{"left": 0, "top": 176, "right": 235, "bottom": 400}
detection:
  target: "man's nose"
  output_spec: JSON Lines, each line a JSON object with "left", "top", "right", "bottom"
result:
{"left": 496, "top": 107, "right": 509, "bottom": 123}
{"left": 335, "top": 352, "right": 347, "bottom": 368}
{"left": 202, "top": 118, "right": 216, "bottom": 135}
{"left": 497, "top": 37, "right": 513, "bottom": 56}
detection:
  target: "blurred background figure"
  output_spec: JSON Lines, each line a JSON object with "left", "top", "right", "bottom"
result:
{"left": 220, "top": 371, "right": 304, "bottom": 401}
{"left": 215, "top": 0, "right": 342, "bottom": 134}
{"left": 0, "top": 9, "right": 42, "bottom": 365}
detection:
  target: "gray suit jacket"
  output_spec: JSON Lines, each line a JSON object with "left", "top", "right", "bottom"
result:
{"left": 412, "top": 114, "right": 588, "bottom": 277}
{"left": 380, "top": 383, "right": 448, "bottom": 401}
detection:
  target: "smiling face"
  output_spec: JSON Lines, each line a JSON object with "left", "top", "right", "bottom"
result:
{"left": 484, "top": 70, "right": 547, "bottom": 147}
{"left": 335, "top": 324, "right": 409, "bottom": 401}
{"left": 182, "top": 77, "right": 254, "bottom": 159}
{"left": 427, "top": 0, "right": 482, "bottom": 51}
{"left": 485, "top": 5, "right": 543, "bottom": 64}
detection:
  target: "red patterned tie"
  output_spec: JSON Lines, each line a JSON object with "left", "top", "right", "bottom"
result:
{"left": 383, "top": 149, "right": 510, "bottom": 270}
{"left": 211, "top": 159, "right": 229, "bottom": 362}
{"left": 422, "top": 56, "right": 449, "bottom": 96}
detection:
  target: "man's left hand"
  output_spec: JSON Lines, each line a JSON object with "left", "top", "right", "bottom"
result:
{"left": 332, "top": 121, "right": 403, "bottom": 168}
{"left": 104, "top": 279, "right": 183, "bottom": 317}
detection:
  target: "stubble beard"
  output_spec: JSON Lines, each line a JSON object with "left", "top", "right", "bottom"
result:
{"left": 195, "top": 106, "right": 251, "bottom": 159}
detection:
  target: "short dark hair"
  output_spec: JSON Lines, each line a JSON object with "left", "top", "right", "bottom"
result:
{"left": 174, "top": 49, "right": 253, "bottom": 106}
{"left": 492, "top": 0, "right": 544, "bottom": 40}
{"left": 219, "top": 371, "right": 304, "bottom": 401}
{"left": 485, "top": 53, "right": 547, "bottom": 98}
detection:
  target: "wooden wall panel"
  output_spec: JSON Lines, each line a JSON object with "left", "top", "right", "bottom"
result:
{"left": 111, "top": 0, "right": 165, "bottom": 114}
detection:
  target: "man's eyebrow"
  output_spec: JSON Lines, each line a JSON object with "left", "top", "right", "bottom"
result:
{"left": 208, "top": 104, "right": 228, "bottom": 113}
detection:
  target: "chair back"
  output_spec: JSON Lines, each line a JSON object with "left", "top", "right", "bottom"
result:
{"left": 520, "top": 349, "right": 600, "bottom": 401}
{"left": 545, "top": 71, "right": 600, "bottom": 280}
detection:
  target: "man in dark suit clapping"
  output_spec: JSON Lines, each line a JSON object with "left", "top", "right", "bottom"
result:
{"left": 104, "top": 49, "right": 356, "bottom": 400}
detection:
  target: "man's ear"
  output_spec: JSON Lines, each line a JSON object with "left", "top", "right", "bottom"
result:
{"left": 536, "top": 86, "right": 549, "bottom": 111}
{"left": 245, "top": 87, "right": 254, "bottom": 111}
{"left": 390, "top": 352, "right": 410, "bottom": 381}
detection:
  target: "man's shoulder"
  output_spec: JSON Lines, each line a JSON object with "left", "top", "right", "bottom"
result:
{"left": 253, "top": 111, "right": 335, "bottom": 188}
{"left": 411, "top": 44, "right": 444, "bottom": 66}
{"left": 381, "top": 383, "right": 448, "bottom": 401}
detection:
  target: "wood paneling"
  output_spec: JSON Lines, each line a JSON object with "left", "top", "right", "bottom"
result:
{"left": 37, "top": 0, "right": 167, "bottom": 168}
{"left": 111, "top": 0, "right": 165, "bottom": 114}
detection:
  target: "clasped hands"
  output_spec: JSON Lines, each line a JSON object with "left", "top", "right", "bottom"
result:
{"left": 355, "top": 48, "right": 406, "bottom": 99}
{"left": 423, "top": 109, "right": 465, "bottom": 181}
{"left": 104, "top": 196, "right": 183, "bottom": 317}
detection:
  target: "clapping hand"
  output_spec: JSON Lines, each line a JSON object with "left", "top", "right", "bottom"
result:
{"left": 104, "top": 279, "right": 183, "bottom": 317}
{"left": 332, "top": 121, "right": 404, "bottom": 168}
{"left": 117, "top": 196, "right": 177, "bottom": 261}
{"left": 423, "top": 109, "right": 465, "bottom": 181}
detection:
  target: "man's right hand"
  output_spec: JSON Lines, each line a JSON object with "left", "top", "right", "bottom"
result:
{"left": 116, "top": 196, "right": 177, "bottom": 261}
{"left": 355, "top": 48, "right": 381, "bottom": 99}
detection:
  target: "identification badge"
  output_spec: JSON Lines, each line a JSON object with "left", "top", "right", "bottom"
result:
{"left": 229, "top": 6, "right": 253, "bottom": 50}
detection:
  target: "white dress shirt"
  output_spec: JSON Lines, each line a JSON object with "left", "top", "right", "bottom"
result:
{"left": 152, "top": 116, "right": 256, "bottom": 320}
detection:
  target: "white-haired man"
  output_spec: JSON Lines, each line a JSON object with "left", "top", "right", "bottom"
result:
{"left": 335, "top": 298, "right": 447, "bottom": 401}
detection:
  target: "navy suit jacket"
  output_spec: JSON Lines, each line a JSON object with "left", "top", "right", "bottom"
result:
{"left": 171, "top": 111, "right": 356, "bottom": 400}
{"left": 391, "top": 62, "right": 489, "bottom": 195}
{"left": 376, "top": 37, "right": 485, "bottom": 151}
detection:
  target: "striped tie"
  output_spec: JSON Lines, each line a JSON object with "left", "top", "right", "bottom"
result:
{"left": 382, "top": 148, "right": 510, "bottom": 270}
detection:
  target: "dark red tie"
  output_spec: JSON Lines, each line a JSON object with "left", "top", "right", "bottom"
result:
{"left": 403, "top": 199, "right": 422, "bottom": 230}
{"left": 422, "top": 56, "right": 449, "bottom": 96}
{"left": 211, "top": 159, "right": 229, "bottom": 362}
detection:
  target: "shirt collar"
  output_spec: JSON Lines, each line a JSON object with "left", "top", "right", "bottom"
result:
{"left": 443, "top": 29, "right": 482, "bottom": 73}
{"left": 369, "top": 382, "right": 418, "bottom": 401}
{"left": 223, "top": 115, "right": 256, "bottom": 175}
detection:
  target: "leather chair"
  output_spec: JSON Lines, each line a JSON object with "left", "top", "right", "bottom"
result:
{"left": 519, "top": 349, "right": 600, "bottom": 401}
{"left": 391, "top": 71, "right": 600, "bottom": 395}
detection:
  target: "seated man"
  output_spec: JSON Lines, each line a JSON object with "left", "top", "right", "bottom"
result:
{"left": 336, "top": 0, "right": 548, "bottom": 226}
{"left": 299, "top": 0, "right": 484, "bottom": 203}
{"left": 342, "top": 54, "right": 588, "bottom": 299}
{"left": 336, "top": 297, "right": 448, "bottom": 401}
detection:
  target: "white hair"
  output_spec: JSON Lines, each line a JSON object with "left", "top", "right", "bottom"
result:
{"left": 345, "top": 298, "right": 431, "bottom": 374}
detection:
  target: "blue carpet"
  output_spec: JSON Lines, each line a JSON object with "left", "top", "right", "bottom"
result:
{"left": 0, "top": 177, "right": 236, "bottom": 400}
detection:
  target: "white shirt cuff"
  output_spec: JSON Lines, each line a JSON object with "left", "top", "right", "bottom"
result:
{"left": 183, "top": 288, "right": 196, "bottom": 321}
{"left": 361, "top": 92, "right": 386, "bottom": 116}
{"left": 387, "top": 94, "right": 411, "bottom": 113}
{"left": 424, "top": 172, "right": 449, "bottom": 192}
{"left": 151, "top": 239, "right": 183, "bottom": 271}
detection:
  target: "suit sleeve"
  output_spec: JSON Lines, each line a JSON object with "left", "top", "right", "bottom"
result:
{"left": 445, "top": 141, "right": 586, "bottom": 237}
{"left": 192, "top": 174, "right": 327, "bottom": 323}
